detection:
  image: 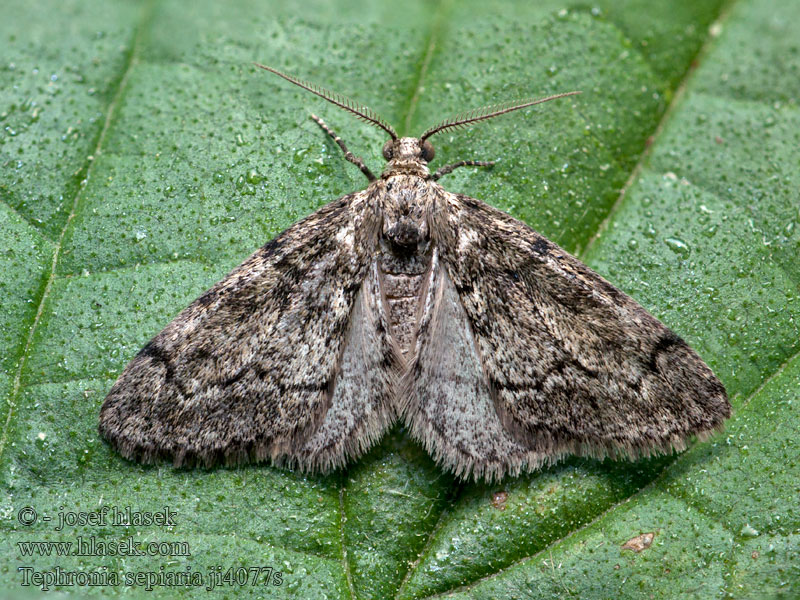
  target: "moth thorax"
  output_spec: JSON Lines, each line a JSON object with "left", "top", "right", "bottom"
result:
{"left": 386, "top": 218, "right": 421, "bottom": 251}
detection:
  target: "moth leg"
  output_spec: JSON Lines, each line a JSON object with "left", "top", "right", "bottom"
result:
{"left": 310, "top": 114, "right": 377, "bottom": 182}
{"left": 431, "top": 160, "right": 495, "bottom": 181}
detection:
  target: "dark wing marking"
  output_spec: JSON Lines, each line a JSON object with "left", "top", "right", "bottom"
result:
{"left": 419, "top": 189, "right": 730, "bottom": 480}
{"left": 100, "top": 189, "right": 400, "bottom": 471}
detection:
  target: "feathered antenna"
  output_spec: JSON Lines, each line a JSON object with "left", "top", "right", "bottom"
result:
{"left": 255, "top": 63, "right": 398, "bottom": 140}
{"left": 419, "top": 91, "right": 581, "bottom": 142}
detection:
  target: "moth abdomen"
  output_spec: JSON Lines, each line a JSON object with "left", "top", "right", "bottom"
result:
{"left": 380, "top": 250, "right": 432, "bottom": 356}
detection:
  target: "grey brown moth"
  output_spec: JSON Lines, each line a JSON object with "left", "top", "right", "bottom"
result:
{"left": 99, "top": 64, "right": 731, "bottom": 481}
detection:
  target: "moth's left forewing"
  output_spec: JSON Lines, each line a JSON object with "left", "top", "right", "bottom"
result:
{"left": 419, "top": 189, "right": 730, "bottom": 479}
{"left": 99, "top": 188, "right": 401, "bottom": 472}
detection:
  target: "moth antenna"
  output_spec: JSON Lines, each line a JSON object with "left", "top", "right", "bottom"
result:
{"left": 419, "top": 91, "right": 581, "bottom": 141}
{"left": 255, "top": 63, "right": 398, "bottom": 140}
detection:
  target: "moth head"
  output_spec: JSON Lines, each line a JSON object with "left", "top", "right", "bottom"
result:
{"left": 382, "top": 138, "right": 435, "bottom": 163}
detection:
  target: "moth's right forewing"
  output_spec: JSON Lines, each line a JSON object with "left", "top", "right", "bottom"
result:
{"left": 99, "top": 189, "right": 397, "bottom": 471}
{"left": 425, "top": 189, "right": 730, "bottom": 477}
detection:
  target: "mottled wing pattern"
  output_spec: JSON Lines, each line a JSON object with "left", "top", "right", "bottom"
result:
{"left": 100, "top": 189, "right": 400, "bottom": 472}
{"left": 417, "top": 189, "right": 730, "bottom": 480}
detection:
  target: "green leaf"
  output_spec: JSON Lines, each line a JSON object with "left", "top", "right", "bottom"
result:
{"left": 2, "top": 1, "right": 797, "bottom": 599}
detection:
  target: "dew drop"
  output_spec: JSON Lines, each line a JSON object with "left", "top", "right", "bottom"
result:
{"left": 740, "top": 524, "right": 760, "bottom": 537}
{"left": 702, "top": 224, "right": 718, "bottom": 238}
{"left": 293, "top": 147, "right": 310, "bottom": 163}
{"left": 664, "top": 237, "right": 691, "bottom": 257}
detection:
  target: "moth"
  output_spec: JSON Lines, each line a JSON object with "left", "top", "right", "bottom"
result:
{"left": 99, "top": 64, "right": 730, "bottom": 481}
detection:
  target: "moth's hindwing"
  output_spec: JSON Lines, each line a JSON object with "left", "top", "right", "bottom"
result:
{"left": 99, "top": 189, "right": 400, "bottom": 471}
{"left": 406, "top": 189, "right": 730, "bottom": 481}
{"left": 403, "top": 248, "right": 535, "bottom": 481}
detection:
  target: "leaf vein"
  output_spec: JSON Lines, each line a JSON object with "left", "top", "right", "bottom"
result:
{"left": 0, "top": 0, "right": 156, "bottom": 461}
